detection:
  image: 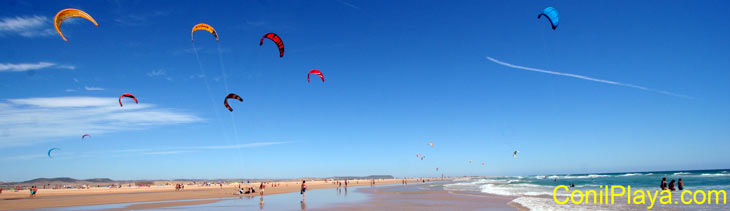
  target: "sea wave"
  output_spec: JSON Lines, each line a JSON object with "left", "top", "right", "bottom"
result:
{"left": 699, "top": 173, "right": 730, "bottom": 177}
{"left": 673, "top": 172, "right": 691, "bottom": 175}
{"left": 479, "top": 183, "right": 555, "bottom": 197}
{"left": 561, "top": 174, "right": 610, "bottom": 179}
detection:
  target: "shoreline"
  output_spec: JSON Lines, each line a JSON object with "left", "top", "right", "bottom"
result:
{"left": 0, "top": 178, "right": 437, "bottom": 210}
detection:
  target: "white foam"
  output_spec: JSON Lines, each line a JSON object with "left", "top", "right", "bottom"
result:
{"left": 699, "top": 173, "right": 730, "bottom": 177}
{"left": 562, "top": 174, "right": 610, "bottom": 179}
{"left": 479, "top": 183, "right": 555, "bottom": 197}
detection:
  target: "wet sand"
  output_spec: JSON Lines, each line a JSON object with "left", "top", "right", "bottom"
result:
{"left": 0, "top": 178, "right": 428, "bottom": 210}
{"left": 319, "top": 183, "right": 523, "bottom": 210}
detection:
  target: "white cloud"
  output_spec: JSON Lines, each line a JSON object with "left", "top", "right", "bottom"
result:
{"left": 2, "top": 142, "right": 287, "bottom": 160}
{"left": 187, "top": 142, "right": 288, "bottom": 150}
{"left": 0, "top": 62, "right": 75, "bottom": 72}
{"left": 65, "top": 89, "right": 76, "bottom": 92}
{"left": 84, "top": 86, "right": 104, "bottom": 91}
{"left": 143, "top": 150, "right": 190, "bottom": 155}
{"left": 147, "top": 69, "right": 172, "bottom": 81}
{"left": 486, "top": 57, "right": 692, "bottom": 99}
{"left": 0, "top": 16, "right": 55, "bottom": 37}
{"left": 0, "top": 96, "right": 201, "bottom": 148}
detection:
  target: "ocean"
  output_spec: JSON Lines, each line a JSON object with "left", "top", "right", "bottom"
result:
{"left": 443, "top": 169, "right": 730, "bottom": 210}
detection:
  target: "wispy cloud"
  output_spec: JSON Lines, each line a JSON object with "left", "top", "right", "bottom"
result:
{"left": 147, "top": 69, "right": 172, "bottom": 81}
{"left": 3, "top": 154, "right": 46, "bottom": 161}
{"left": 0, "top": 96, "right": 201, "bottom": 148}
{"left": 0, "top": 15, "right": 55, "bottom": 37}
{"left": 114, "top": 11, "right": 170, "bottom": 26}
{"left": 143, "top": 150, "right": 190, "bottom": 155}
{"left": 0, "top": 62, "right": 75, "bottom": 72}
{"left": 84, "top": 86, "right": 104, "bottom": 91}
{"left": 189, "top": 73, "right": 206, "bottom": 79}
{"left": 3, "top": 142, "right": 287, "bottom": 160}
{"left": 187, "top": 142, "right": 288, "bottom": 150}
{"left": 337, "top": 0, "right": 360, "bottom": 10}
{"left": 486, "top": 57, "right": 691, "bottom": 99}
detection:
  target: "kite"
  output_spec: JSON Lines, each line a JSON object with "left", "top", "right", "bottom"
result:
{"left": 224, "top": 93, "right": 243, "bottom": 112}
{"left": 82, "top": 134, "right": 90, "bottom": 140}
{"left": 307, "top": 70, "right": 324, "bottom": 83}
{"left": 191, "top": 23, "right": 218, "bottom": 41}
{"left": 421, "top": 156, "right": 425, "bottom": 160}
{"left": 259, "top": 33, "right": 285, "bottom": 57}
{"left": 54, "top": 8, "right": 99, "bottom": 42}
{"left": 482, "top": 162, "right": 485, "bottom": 166}
{"left": 119, "top": 93, "right": 138, "bottom": 107}
{"left": 48, "top": 148, "right": 60, "bottom": 159}
{"left": 436, "top": 168, "right": 439, "bottom": 171}
{"left": 538, "top": 7, "right": 559, "bottom": 30}
{"left": 428, "top": 142, "right": 434, "bottom": 147}
{"left": 469, "top": 160, "right": 472, "bottom": 164}
{"left": 513, "top": 150, "right": 519, "bottom": 158}
{"left": 416, "top": 153, "right": 422, "bottom": 158}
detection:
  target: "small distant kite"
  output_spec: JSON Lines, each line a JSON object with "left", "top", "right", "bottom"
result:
{"left": 416, "top": 153, "right": 422, "bottom": 158}
{"left": 119, "top": 93, "right": 138, "bottom": 107}
{"left": 436, "top": 168, "right": 439, "bottom": 171}
{"left": 513, "top": 150, "right": 519, "bottom": 158}
{"left": 224, "top": 93, "right": 243, "bottom": 112}
{"left": 259, "top": 33, "right": 285, "bottom": 57}
{"left": 307, "top": 70, "right": 324, "bottom": 83}
{"left": 82, "top": 134, "right": 90, "bottom": 140}
{"left": 191, "top": 23, "right": 218, "bottom": 41}
{"left": 482, "top": 162, "right": 485, "bottom": 166}
{"left": 54, "top": 8, "right": 99, "bottom": 42}
{"left": 421, "top": 156, "right": 425, "bottom": 160}
{"left": 48, "top": 148, "right": 60, "bottom": 159}
{"left": 428, "top": 142, "right": 434, "bottom": 147}
{"left": 469, "top": 160, "right": 472, "bottom": 164}
{"left": 538, "top": 7, "right": 559, "bottom": 30}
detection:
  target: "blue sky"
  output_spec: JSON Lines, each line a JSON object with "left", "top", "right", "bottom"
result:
{"left": 1, "top": 0, "right": 728, "bottom": 182}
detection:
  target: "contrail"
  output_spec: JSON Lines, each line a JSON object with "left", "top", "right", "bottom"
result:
{"left": 486, "top": 57, "right": 691, "bottom": 99}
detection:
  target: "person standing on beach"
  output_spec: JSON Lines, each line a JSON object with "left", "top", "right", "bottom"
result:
{"left": 300, "top": 180, "right": 307, "bottom": 201}
{"left": 29, "top": 186, "right": 37, "bottom": 198}
{"left": 259, "top": 182, "right": 265, "bottom": 196}
{"left": 660, "top": 178, "right": 667, "bottom": 190}
{"left": 672, "top": 178, "right": 684, "bottom": 192}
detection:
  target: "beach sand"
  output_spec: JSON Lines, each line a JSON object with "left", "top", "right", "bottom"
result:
{"left": 0, "top": 178, "right": 428, "bottom": 210}
{"left": 319, "top": 182, "right": 525, "bottom": 211}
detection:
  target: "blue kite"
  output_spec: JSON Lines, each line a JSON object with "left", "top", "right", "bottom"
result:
{"left": 48, "top": 148, "right": 60, "bottom": 159}
{"left": 538, "top": 7, "right": 559, "bottom": 30}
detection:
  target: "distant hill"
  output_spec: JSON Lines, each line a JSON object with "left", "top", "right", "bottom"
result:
{"left": 332, "top": 175, "right": 394, "bottom": 180}
{"left": 16, "top": 177, "right": 114, "bottom": 184}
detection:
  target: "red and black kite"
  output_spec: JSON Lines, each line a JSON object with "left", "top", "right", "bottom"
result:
{"left": 224, "top": 93, "right": 243, "bottom": 112}
{"left": 259, "top": 33, "right": 284, "bottom": 57}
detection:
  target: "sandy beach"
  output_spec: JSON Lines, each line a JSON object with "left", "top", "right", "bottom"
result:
{"left": 0, "top": 178, "right": 433, "bottom": 210}
{"left": 323, "top": 184, "right": 524, "bottom": 211}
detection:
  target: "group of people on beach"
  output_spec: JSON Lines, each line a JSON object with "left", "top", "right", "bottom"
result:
{"left": 174, "top": 184, "right": 185, "bottom": 191}
{"left": 660, "top": 178, "right": 684, "bottom": 191}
